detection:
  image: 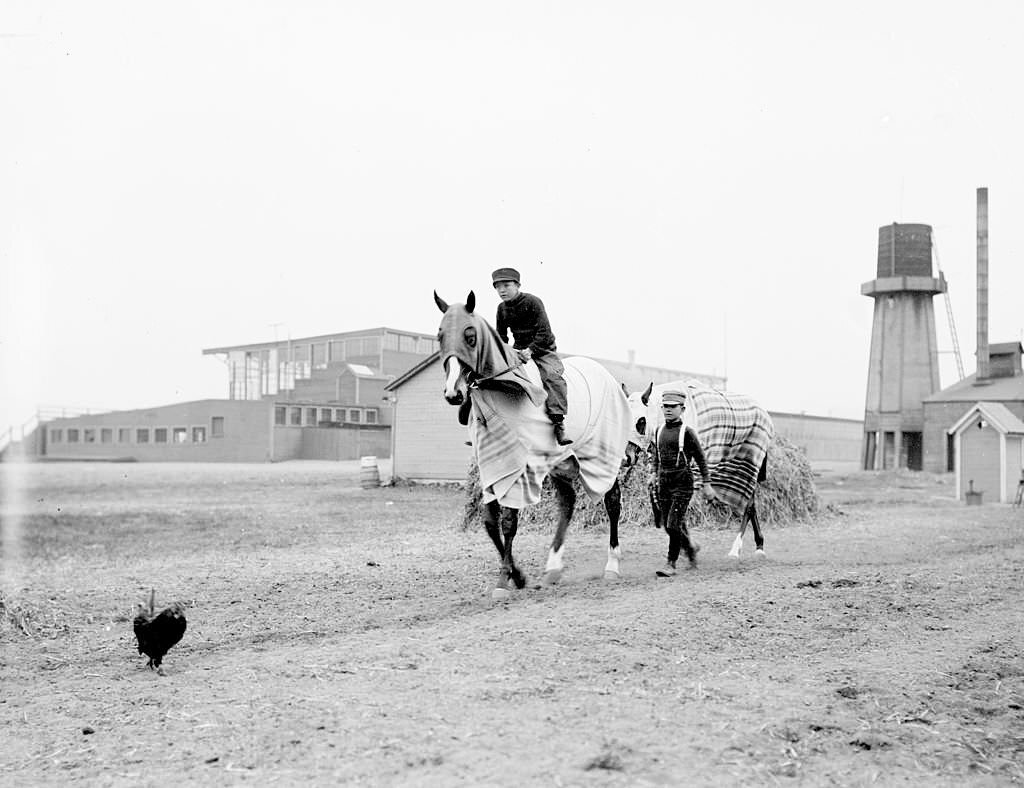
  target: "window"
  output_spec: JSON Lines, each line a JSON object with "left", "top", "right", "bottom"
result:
{"left": 211, "top": 417, "right": 224, "bottom": 438}
{"left": 320, "top": 408, "right": 332, "bottom": 424}
{"left": 192, "top": 426, "right": 207, "bottom": 443}
{"left": 384, "top": 333, "right": 399, "bottom": 351}
{"left": 84, "top": 428, "right": 96, "bottom": 443}
{"left": 305, "top": 408, "right": 316, "bottom": 425}
{"left": 275, "top": 407, "right": 286, "bottom": 426}
{"left": 290, "top": 407, "right": 302, "bottom": 426}
{"left": 312, "top": 343, "right": 327, "bottom": 368}
{"left": 335, "top": 408, "right": 346, "bottom": 422}
{"left": 172, "top": 427, "right": 188, "bottom": 444}
{"left": 349, "top": 409, "right": 361, "bottom": 423}
{"left": 68, "top": 429, "right": 80, "bottom": 443}
{"left": 155, "top": 428, "right": 168, "bottom": 443}
{"left": 50, "top": 429, "right": 63, "bottom": 443}
{"left": 365, "top": 410, "right": 378, "bottom": 425}
{"left": 118, "top": 428, "right": 131, "bottom": 443}
{"left": 101, "top": 428, "right": 113, "bottom": 444}
{"left": 399, "top": 335, "right": 417, "bottom": 353}
{"left": 136, "top": 428, "right": 149, "bottom": 443}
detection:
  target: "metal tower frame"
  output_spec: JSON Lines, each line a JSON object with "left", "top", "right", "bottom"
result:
{"left": 931, "top": 231, "right": 966, "bottom": 381}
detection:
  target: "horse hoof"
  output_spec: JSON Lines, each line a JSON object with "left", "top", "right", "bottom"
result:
{"left": 755, "top": 549, "right": 766, "bottom": 558}
{"left": 492, "top": 587, "right": 512, "bottom": 601}
{"left": 727, "top": 552, "right": 741, "bottom": 560}
{"left": 603, "top": 569, "right": 620, "bottom": 581}
{"left": 542, "top": 569, "right": 562, "bottom": 586}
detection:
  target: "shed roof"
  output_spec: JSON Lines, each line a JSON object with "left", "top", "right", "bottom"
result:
{"left": 989, "top": 341, "right": 1023, "bottom": 356}
{"left": 948, "top": 401, "right": 1024, "bottom": 436}
{"left": 386, "top": 352, "right": 441, "bottom": 390}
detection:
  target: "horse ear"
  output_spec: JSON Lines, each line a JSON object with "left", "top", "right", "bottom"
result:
{"left": 640, "top": 381, "right": 653, "bottom": 406}
{"left": 465, "top": 291, "right": 475, "bottom": 313}
{"left": 434, "top": 291, "right": 449, "bottom": 313}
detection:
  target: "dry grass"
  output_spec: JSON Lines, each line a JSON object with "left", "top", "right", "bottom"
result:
{"left": 460, "top": 434, "right": 821, "bottom": 531}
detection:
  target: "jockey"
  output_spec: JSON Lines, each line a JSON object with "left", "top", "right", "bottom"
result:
{"left": 491, "top": 267, "right": 572, "bottom": 446}
{"left": 651, "top": 390, "right": 716, "bottom": 576}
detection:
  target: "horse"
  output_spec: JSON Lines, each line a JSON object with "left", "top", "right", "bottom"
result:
{"left": 626, "top": 379, "right": 774, "bottom": 559}
{"left": 434, "top": 290, "right": 633, "bottom": 599}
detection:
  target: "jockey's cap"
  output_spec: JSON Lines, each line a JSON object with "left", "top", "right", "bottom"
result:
{"left": 661, "top": 390, "right": 687, "bottom": 406}
{"left": 491, "top": 267, "right": 521, "bottom": 286}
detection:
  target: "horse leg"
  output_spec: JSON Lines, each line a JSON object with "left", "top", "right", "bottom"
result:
{"left": 747, "top": 500, "right": 766, "bottom": 556}
{"left": 603, "top": 479, "right": 623, "bottom": 579}
{"left": 483, "top": 500, "right": 527, "bottom": 588}
{"left": 493, "top": 506, "right": 523, "bottom": 600}
{"left": 543, "top": 471, "right": 576, "bottom": 585}
{"left": 482, "top": 500, "right": 504, "bottom": 557}
{"left": 728, "top": 508, "right": 748, "bottom": 559}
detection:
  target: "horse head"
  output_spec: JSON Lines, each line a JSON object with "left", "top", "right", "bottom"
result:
{"left": 434, "top": 290, "right": 480, "bottom": 407}
{"left": 625, "top": 381, "right": 656, "bottom": 454}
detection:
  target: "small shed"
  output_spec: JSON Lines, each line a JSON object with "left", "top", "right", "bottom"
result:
{"left": 385, "top": 353, "right": 472, "bottom": 482}
{"left": 948, "top": 402, "right": 1024, "bottom": 503}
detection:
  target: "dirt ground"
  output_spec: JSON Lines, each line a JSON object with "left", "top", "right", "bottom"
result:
{"left": 1, "top": 461, "right": 1022, "bottom": 786}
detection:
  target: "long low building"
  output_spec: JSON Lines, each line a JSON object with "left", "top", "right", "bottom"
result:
{"left": 24, "top": 399, "right": 390, "bottom": 463}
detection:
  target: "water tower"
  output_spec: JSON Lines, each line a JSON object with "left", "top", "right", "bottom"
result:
{"left": 861, "top": 223, "right": 946, "bottom": 470}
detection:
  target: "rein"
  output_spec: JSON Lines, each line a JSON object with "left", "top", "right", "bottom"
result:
{"left": 468, "top": 357, "right": 524, "bottom": 389}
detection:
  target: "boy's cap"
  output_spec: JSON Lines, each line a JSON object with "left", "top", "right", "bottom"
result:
{"left": 661, "top": 390, "right": 687, "bottom": 406}
{"left": 491, "top": 267, "right": 521, "bottom": 286}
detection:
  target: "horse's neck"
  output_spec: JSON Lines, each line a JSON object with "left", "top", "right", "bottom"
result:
{"left": 475, "top": 317, "right": 515, "bottom": 375}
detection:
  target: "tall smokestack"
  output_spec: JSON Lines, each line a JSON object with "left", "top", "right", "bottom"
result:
{"left": 977, "top": 187, "right": 990, "bottom": 380}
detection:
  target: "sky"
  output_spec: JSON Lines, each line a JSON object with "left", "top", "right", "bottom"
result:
{"left": 2, "top": 1, "right": 1023, "bottom": 432}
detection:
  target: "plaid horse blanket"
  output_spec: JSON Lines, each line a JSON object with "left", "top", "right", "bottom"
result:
{"left": 470, "top": 356, "right": 631, "bottom": 509}
{"left": 642, "top": 379, "right": 774, "bottom": 514}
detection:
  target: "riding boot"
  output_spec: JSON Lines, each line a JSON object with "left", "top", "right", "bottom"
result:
{"left": 553, "top": 421, "right": 573, "bottom": 446}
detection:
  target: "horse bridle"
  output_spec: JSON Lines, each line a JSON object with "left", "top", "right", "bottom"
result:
{"left": 466, "top": 357, "right": 524, "bottom": 390}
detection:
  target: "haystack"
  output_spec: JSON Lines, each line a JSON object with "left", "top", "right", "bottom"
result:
{"left": 459, "top": 434, "right": 819, "bottom": 531}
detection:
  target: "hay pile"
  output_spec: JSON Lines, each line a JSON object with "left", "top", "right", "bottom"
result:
{"left": 459, "top": 434, "right": 819, "bottom": 532}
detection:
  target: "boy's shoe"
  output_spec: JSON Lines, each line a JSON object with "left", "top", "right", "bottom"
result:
{"left": 553, "top": 423, "right": 573, "bottom": 446}
{"left": 656, "top": 562, "right": 677, "bottom": 578}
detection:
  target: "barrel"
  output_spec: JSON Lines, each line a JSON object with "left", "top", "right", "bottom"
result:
{"left": 359, "top": 456, "right": 380, "bottom": 489}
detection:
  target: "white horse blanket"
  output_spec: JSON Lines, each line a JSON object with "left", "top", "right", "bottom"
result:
{"left": 469, "top": 356, "right": 631, "bottom": 509}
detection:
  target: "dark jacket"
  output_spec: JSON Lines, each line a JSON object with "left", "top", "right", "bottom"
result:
{"left": 496, "top": 292, "right": 557, "bottom": 357}
{"left": 652, "top": 421, "right": 711, "bottom": 483}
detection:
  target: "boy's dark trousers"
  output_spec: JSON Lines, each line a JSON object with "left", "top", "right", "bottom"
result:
{"left": 656, "top": 468, "right": 698, "bottom": 565}
{"left": 532, "top": 352, "right": 568, "bottom": 423}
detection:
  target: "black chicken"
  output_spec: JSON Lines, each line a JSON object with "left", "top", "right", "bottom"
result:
{"left": 133, "top": 590, "right": 187, "bottom": 675}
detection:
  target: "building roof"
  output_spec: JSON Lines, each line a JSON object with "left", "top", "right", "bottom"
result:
{"left": 948, "top": 401, "right": 1024, "bottom": 436}
{"left": 202, "top": 326, "right": 438, "bottom": 355}
{"left": 990, "top": 341, "right": 1024, "bottom": 356}
{"left": 923, "top": 371, "right": 1024, "bottom": 403}
{"left": 386, "top": 351, "right": 441, "bottom": 390}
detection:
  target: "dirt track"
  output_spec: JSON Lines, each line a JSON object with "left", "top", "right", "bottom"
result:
{"left": 1, "top": 462, "right": 1022, "bottom": 786}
